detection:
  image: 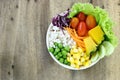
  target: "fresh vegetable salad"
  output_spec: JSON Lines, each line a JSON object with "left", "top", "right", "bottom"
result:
{"left": 47, "top": 3, "right": 118, "bottom": 69}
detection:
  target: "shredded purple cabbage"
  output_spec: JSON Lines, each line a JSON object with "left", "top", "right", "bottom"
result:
{"left": 52, "top": 9, "right": 71, "bottom": 30}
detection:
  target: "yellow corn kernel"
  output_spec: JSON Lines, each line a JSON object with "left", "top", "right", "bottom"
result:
{"left": 78, "top": 61, "right": 82, "bottom": 66}
{"left": 83, "top": 60, "right": 91, "bottom": 66}
{"left": 67, "top": 53, "right": 71, "bottom": 57}
{"left": 75, "top": 64, "right": 80, "bottom": 68}
{"left": 70, "top": 50, "right": 74, "bottom": 55}
{"left": 83, "top": 54, "right": 87, "bottom": 58}
{"left": 69, "top": 57, "right": 74, "bottom": 63}
{"left": 73, "top": 53, "right": 80, "bottom": 59}
{"left": 78, "top": 47, "right": 83, "bottom": 52}
{"left": 80, "top": 52, "right": 84, "bottom": 57}
{"left": 73, "top": 48, "right": 78, "bottom": 53}
{"left": 74, "top": 58, "right": 82, "bottom": 65}
{"left": 67, "top": 57, "right": 70, "bottom": 62}
{"left": 80, "top": 57, "right": 85, "bottom": 62}
{"left": 85, "top": 56, "right": 90, "bottom": 61}
{"left": 77, "top": 52, "right": 82, "bottom": 55}
{"left": 72, "top": 45, "right": 77, "bottom": 49}
{"left": 74, "top": 59, "right": 79, "bottom": 64}
{"left": 71, "top": 62, "right": 76, "bottom": 68}
{"left": 83, "top": 55, "right": 89, "bottom": 60}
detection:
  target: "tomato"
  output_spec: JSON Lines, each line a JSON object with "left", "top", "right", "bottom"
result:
{"left": 70, "top": 17, "right": 79, "bottom": 29}
{"left": 77, "top": 12, "right": 86, "bottom": 21}
{"left": 86, "top": 15, "right": 97, "bottom": 29}
{"left": 77, "top": 22, "right": 87, "bottom": 36}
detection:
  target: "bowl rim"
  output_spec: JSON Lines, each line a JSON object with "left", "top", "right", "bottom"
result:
{"left": 46, "top": 23, "right": 100, "bottom": 70}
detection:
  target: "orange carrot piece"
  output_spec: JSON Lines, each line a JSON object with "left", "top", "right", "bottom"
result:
{"left": 64, "top": 27, "right": 86, "bottom": 50}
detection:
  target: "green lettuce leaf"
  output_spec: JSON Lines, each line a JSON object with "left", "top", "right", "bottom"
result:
{"left": 68, "top": 3, "right": 118, "bottom": 47}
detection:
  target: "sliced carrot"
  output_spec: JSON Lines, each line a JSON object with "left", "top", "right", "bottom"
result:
{"left": 64, "top": 27, "right": 86, "bottom": 50}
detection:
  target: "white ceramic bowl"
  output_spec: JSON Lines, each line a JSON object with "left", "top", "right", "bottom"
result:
{"left": 46, "top": 23, "right": 100, "bottom": 70}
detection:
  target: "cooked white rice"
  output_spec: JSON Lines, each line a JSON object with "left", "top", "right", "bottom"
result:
{"left": 48, "top": 25, "right": 76, "bottom": 48}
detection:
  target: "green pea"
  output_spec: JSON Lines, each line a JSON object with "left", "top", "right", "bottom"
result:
{"left": 63, "top": 55, "right": 67, "bottom": 59}
{"left": 53, "top": 51, "right": 57, "bottom": 55}
{"left": 54, "top": 42, "right": 58, "bottom": 47}
{"left": 59, "top": 58, "right": 64, "bottom": 63}
{"left": 55, "top": 55, "right": 59, "bottom": 60}
{"left": 62, "top": 50, "right": 68, "bottom": 56}
{"left": 55, "top": 47, "right": 60, "bottom": 53}
{"left": 67, "top": 62, "right": 70, "bottom": 66}
{"left": 64, "top": 59, "right": 69, "bottom": 64}
{"left": 64, "top": 45, "right": 70, "bottom": 52}
{"left": 61, "top": 48, "right": 65, "bottom": 51}
{"left": 58, "top": 43, "right": 63, "bottom": 49}
{"left": 48, "top": 47, "right": 54, "bottom": 53}
{"left": 57, "top": 52, "right": 62, "bottom": 57}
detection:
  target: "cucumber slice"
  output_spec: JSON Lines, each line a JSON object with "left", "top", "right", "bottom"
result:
{"left": 102, "top": 41, "right": 114, "bottom": 56}
{"left": 99, "top": 45, "right": 106, "bottom": 59}
{"left": 91, "top": 51, "right": 99, "bottom": 62}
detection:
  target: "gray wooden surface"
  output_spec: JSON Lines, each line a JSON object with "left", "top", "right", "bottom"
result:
{"left": 0, "top": 0, "right": 120, "bottom": 80}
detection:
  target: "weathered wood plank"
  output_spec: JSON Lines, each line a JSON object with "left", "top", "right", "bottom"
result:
{"left": 0, "top": 0, "right": 19, "bottom": 80}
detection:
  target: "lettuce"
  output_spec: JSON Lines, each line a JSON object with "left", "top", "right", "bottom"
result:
{"left": 68, "top": 3, "right": 118, "bottom": 47}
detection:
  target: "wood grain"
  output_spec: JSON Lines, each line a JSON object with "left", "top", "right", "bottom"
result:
{"left": 0, "top": 0, "right": 120, "bottom": 80}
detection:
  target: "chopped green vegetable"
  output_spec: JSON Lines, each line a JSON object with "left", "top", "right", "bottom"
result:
{"left": 61, "top": 48, "right": 65, "bottom": 51}
{"left": 55, "top": 47, "right": 60, "bottom": 53}
{"left": 57, "top": 52, "right": 63, "bottom": 57}
{"left": 59, "top": 58, "right": 64, "bottom": 63}
{"left": 58, "top": 43, "right": 63, "bottom": 49}
{"left": 54, "top": 42, "right": 58, "bottom": 47}
{"left": 64, "top": 59, "right": 69, "bottom": 64}
{"left": 64, "top": 45, "right": 70, "bottom": 52}
{"left": 55, "top": 55, "right": 60, "bottom": 60}
{"left": 53, "top": 51, "right": 57, "bottom": 55}
{"left": 62, "top": 50, "right": 68, "bottom": 56}
{"left": 67, "top": 62, "right": 70, "bottom": 66}
{"left": 63, "top": 55, "right": 67, "bottom": 59}
{"left": 48, "top": 47, "right": 54, "bottom": 53}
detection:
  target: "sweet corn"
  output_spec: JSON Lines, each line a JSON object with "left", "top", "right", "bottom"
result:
{"left": 67, "top": 53, "right": 71, "bottom": 57}
{"left": 72, "top": 45, "right": 77, "bottom": 49}
{"left": 83, "top": 54, "right": 87, "bottom": 58}
{"left": 83, "top": 60, "right": 91, "bottom": 66}
{"left": 83, "top": 55, "right": 89, "bottom": 60}
{"left": 85, "top": 56, "right": 89, "bottom": 61}
{"left": 78, "top": 47, "right": 82, "bottom": 52}
{"left": 67, "top": 45, "right": 91, "bottom": 69}
{"left": 67, "top": 57, "right": 70, "bottom": 62}
{"left": 74, "top": 59, "right": 79, "bottom": 64}
{"left": 69, "top": 57, "right": 74, "bottom": 63}
{"left": 70, "top": 49, "right": 74, "bottom": 55}
{"left": 78, "top": 61, "right": 82, "bottom": 65}
{"left": 80, "top": 57, "right": 85, "bottom": 62}
{"left": 75, "top": 64, "right": 80, "bottom": 68}
{"left": 80, "top": 52, "right": 84, "bottom": 57}
{"left": 73, "top": 48, "right": 78, "bottom": 53}
{"left": 71, "top": 62, "right": 76, "bottom": 67}
{"left": 73, "top": 53, "right": 80, "bottom": 59}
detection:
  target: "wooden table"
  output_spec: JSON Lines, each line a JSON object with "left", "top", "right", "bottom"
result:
{"left": 0, "top": 0, "right": 120, "bottom": 80}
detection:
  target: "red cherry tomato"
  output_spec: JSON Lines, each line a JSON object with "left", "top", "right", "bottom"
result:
{"left": 70, "top": 17, "right": 79, "bottom": 29}
{"left": 77, "top": 22, "right": 87, "bottom": 36}
{"left": 86, "top": 15, "right": 97, "bottom": 29}
{"left": 77, "top": 12, "right": 86, "bottom": 21}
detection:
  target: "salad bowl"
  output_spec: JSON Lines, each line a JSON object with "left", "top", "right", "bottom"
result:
{"left": 46, "top": 3, "right": 118, "bottom": 70}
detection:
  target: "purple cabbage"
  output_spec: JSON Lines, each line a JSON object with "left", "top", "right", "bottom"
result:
{"left": 52, "top": 9, "right": 71, "bottom": 30}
